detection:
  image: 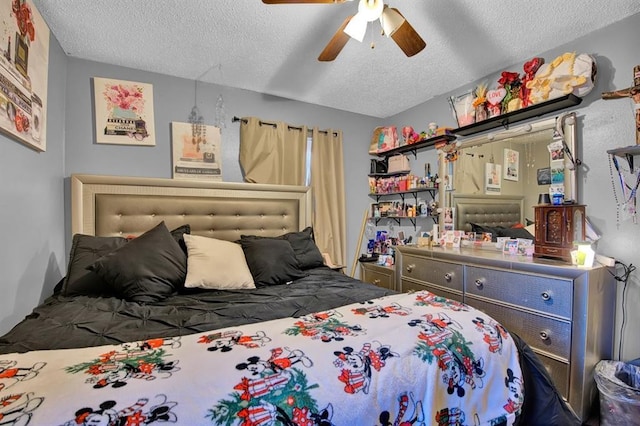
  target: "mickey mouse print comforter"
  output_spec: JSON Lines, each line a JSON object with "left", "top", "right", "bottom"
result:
{"left": 0, "top": 291, "right": 524, "bottom": 426}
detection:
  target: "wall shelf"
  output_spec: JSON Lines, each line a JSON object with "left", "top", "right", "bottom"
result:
{"left": 368, "top": 170, "right": 411, "bottom": 178}
{"left": 368, "top": 188, "right": 437, "bottom": 203}
{"left": 372, "top": 134, "right": 456, "bottom": 158}
{"left": 452, "top": 94, "right": 583, "bottom": 136}
{"left": 607, "top": 145, "right": 640, "bottom": 169}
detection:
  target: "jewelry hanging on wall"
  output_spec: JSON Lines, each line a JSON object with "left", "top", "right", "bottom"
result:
{"left": 609, "top": 153, "right": 640, "bottom": 225}
{"left": 215, "top": 64, "right": 226, "bottom": 129}
{"left": 188, "top": 78, "right": 206, "bottom": 151}
{"left": 524, "top": 140, "right": 535, "bottom": 185}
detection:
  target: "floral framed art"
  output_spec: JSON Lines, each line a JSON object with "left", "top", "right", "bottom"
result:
{"left": 0, "top": 0, "right": 50, "bottom": 152}
{"left": 171, "top": 121, "right": 222, "bottom": 181}
{"left": 503, "top": 148, "right": 519, "bottom": 181}
{"left": 93, "top": 77, "right": 155, "bottom": 146}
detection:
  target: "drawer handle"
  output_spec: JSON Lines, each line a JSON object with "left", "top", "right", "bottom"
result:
{"left": 546, "top": 248, "right": 559, "bottom": 253}
{"left": 444, "top": 273, "right": 453, "bottom": 282}
{"left": 541, "top": 291, "right": 552, "bottom": 301}
{"left": 539, "top": 330, "right": 551, "bottom": 341}
{"left": 406, "top": 264, "right": 415, "bottom": 273}
{"left": 373, "top": 279, "right": 381, "bottom": 285}
{"left": 474, "top": 278, "right": 484, "bottom": 289}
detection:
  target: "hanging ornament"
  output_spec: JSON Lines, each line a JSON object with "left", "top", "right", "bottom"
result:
{"left": 215, "top": 93, "right": 226, "bottom": 129}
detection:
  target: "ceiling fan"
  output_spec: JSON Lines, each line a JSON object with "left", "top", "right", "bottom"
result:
{"left": 262, "top": 0, "right": 426, "bottom": 61}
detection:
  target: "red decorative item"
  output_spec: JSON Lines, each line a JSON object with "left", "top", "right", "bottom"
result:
{"left": 12, "top": 0, "right": 36, "bottom": 42}
{"left": 520, "top": 58, "right": 545, "bottom": 107}
{"left": 498, "top": 71, "right": 522, "bottom": 113}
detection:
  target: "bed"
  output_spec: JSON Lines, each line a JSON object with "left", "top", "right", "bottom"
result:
{"left": 0, "top": 174, "right": 577, "bottom": 425}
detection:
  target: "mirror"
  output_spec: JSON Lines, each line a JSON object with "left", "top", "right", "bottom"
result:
{"left": 439, "top": 112, "right": 579, "bottom": 226}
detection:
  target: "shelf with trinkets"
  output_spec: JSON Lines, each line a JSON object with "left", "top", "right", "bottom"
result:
{"left": 368, "top": 169, "right": 440, "bottom": 230}
{"left": 372, "top": 134, "right": 457, "bottom": 159}
{"left": 452, "top": 94, "right": 583, "bottom": 137}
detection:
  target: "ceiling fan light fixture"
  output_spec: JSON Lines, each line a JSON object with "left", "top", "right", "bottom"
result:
{"left": 357, "top": 0, "right": 383, "bottom": 21}
{"left": 344, "top": 13, "right": 367, "bottom": 42}
{"left": 380, "top": 7, "right": 404, "bottom": 37}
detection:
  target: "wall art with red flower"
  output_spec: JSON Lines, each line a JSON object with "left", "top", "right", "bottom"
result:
{"left": 0, "top": 0, "right": 50, "bottom": 152}
{"left": 93, "top": 77, "right": 156, "bottom": 146}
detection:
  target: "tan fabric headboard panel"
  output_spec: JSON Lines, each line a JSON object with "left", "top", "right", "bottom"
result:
{"left": 71, "top": 174, "right": 312, "bottom": 241}
{"left": 452, "top": 194, "right": 524, "bottom": 232}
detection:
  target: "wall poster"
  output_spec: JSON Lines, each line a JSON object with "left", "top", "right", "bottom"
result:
{"left": 171, "top": 121, "right": 222, "bottom": 181}
{"left": 503, "top": 148, "right": 519, "bottom": 181}
{"left": 93, "top": 77, "right": 155, "bottom": 146}
{"left": 0, "top": 0, "right": 50, "bottom": 151}
{"left": 485, "top": 163, "right": 502, "bottom": 194}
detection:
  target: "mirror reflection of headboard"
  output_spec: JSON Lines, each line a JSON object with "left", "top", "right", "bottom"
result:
{"left": 441, "top": 112, "right": 578, "bottom": 223}
{"left": 452, "top": 194, "right": 524, "bottom": 232}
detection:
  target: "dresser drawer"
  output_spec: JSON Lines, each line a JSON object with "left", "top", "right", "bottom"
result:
{"left": 361, "top": 263, "right": 395, "bottom": 290}
{"left": 467, "top": 297, "right": 571, "bottom": 360}
{"left": 535, "top": 351, "right": 570, "bottom": 399}
{"left": 401, "top": 255, "right": 463, "bottom": 292}
{"left": 401, "top": 278, "right": 463, "bottom": 303}
{"left": 465, "top": 266, "right": 572, "bottom": 319}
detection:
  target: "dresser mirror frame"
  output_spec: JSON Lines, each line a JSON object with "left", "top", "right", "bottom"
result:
{"left": 438, "top": 112, "right": 579, "bottom": 225}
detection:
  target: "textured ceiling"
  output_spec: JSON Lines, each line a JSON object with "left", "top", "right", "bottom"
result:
{"left": 32, "top": 0, "right": 640, "bottom": 118}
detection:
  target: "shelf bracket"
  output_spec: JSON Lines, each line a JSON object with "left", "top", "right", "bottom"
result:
{"left": 625, "top": 154, "right": 634, "bottom": 170}
{"left": 501, "top": 119, "right": 510, "bottom": 130}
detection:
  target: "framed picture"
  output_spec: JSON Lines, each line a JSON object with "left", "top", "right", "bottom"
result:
{"left": 537, "top": 167, "right": 551, "bottom": 185}
{"left": 93, "top": 77, "right": 155, "bottom": 146}
{"left": 485, "top": 163, "right": 502, "bottom": 194}
{"left": 0, "top": 0, "right": 50, "bottom": 152}
{"left": 550, "top": 160, "right": 565, "bottom": 184}
{"left": 443, "top": 206, "right": 455, "bottom": 231}
{"left": 503, "top": 148, "right": 519, "bottom": 181}
{"left": 171, "top": 121, "right": 222, "bottom": 181}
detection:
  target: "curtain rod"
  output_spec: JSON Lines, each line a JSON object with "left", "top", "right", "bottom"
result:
{"left": 232, "top": 116, "right": 337, "bottom": 136}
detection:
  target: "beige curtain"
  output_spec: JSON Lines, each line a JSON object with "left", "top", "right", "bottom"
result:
{"left": 311, "top": 128, "right": 346, "bottom": 266}
{"left": 239, "top": 116, "right": 307, "bottom": 185}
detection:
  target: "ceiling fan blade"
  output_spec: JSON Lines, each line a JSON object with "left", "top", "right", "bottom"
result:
{"left": 318, "top": 15, "right": 353, "bottom": 62}
{"left": 388, "top": 8, "right": 426, "bottom": 57}
{"left": 262, "top": 0, "right": 347, "bottom": 4}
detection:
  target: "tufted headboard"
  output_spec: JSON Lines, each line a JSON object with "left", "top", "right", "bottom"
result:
{"left": 71, "top": 174, "right": 312, "bottom": 241}
{"left": 452, "top": 194, "right": 524, "bottom": 232}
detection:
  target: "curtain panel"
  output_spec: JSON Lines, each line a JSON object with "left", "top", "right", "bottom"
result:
{"left": 239, "top": 117, "right": 307, "bottom": 185}
{"left": 238, "top": 117, "right": 346, "bottom": 269}
{"left": 311, "top": 128, "right": 346, "bottom": 266}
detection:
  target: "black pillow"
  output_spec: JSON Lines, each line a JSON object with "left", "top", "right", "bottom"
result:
{"left": 62, "top": 234, "right": 128, "bottom": 297}
{"left": 169, "top": 224, "right": 191, "bottom": 255}
{"left": 239, "top": 238, "right": 307, "bottom": 287}
{"left": 496, "top": 227, "right": 535, "bottom": 240}
{"left": 469, "top": 223, "right": 501, "bottom": 242}
{"left": 240, "top": 227, "right": 325, "bottom": 270}
{"left": 63, "top": 225, "right": 191, "bottom": 297}
{"left": 88, "top": 222, "right": 187, "bottom": 303}
{"left": 281, "top": 227, "right": 325, "bottom": 269}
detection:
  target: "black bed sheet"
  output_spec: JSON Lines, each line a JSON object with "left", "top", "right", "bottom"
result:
{"left": 0, "top": 267, "right": 392, "bottom": 354}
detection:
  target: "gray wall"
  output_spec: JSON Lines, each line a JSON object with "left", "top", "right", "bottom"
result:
{"left": 389, "top": 13, "right": 640, "bottom": 361}
{"left": 0, "top": 35, "right": 67, "bottom": 333}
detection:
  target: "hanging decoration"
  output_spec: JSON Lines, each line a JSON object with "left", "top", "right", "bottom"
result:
{"left": 214, "top": 64, "right": 227, "bottom": 129}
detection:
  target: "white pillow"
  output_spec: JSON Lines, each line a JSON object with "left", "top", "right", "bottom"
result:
{"left": 183, "top": 234, "right": 255, "bottom": 290}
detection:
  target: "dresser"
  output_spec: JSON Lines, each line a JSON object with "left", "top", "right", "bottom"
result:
{"left": 359, "top": 262, "right": 396, "bottom": 291}
{"left": 396, "top": 245, "right": 615, "bottom": 421}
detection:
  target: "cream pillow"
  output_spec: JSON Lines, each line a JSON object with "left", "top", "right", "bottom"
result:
{"left": 183, "top": 234, "right": 255, "bottom": 290}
